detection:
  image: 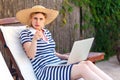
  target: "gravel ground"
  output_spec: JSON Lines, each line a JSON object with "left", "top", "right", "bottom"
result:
{"left": 96, "top": 55, "right": 120, "bottom": 80}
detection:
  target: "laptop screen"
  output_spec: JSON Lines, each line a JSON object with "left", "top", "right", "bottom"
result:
{"left": 67, "top": 37, "right": 94, "bottom": 65}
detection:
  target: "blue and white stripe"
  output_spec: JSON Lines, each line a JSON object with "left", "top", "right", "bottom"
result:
{"left": 19, "top": 28, "right": 73, "bottom": 80}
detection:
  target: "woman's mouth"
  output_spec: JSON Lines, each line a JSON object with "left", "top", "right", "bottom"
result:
{"left": 35, "top": 25, "right": 40, "bottom": 27}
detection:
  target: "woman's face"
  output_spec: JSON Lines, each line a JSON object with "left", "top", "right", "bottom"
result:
{"left": 31, "top": 13, "right": 46, "bottom": 30}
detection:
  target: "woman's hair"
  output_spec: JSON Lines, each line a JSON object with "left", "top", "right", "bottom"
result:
{"left": 27, "top": 12, "right": 47, "bottom": 27}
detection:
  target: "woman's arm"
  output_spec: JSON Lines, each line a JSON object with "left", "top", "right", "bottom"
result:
{"left": 23, "top": 38, "right": 37, "bottom": 59}
{"left": 55, "top": 52, "right": 69, "bottom": 60}
{"left": 22, "top": 30, "right": 42, "bottom": 59}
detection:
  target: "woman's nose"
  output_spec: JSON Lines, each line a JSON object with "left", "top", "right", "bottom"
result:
{"left": 36, "top": 20, "right": 39, "bottom": 24}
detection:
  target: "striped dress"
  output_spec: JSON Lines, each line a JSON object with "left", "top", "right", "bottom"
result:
{"left": 19, "top": 27, "right": 73, "bottom": 80}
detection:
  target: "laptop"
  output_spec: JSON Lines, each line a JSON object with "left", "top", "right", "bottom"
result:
{"left": 47, "top": 37, "right": 94, "bottom": 66}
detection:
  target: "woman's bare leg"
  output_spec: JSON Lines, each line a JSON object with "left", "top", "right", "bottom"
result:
{"left": 84, "top": 61, "right": 113, "bottom": 80}
{"left": 71, "top": 61, "right": 103, "bottom": 80}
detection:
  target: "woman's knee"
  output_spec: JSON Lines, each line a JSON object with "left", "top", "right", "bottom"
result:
{"left": 71, "top": 63, "right": 88, "bottom": 79}
{"left": 85, "top": 60, "right": 94, "bottom": 65}
{"left": 74, "top": 62, "right": 91, "bottom": 73}
{"left": 71, "top": 63, "right": 86, "bottom": 80}
{"left": 78, "top": 62, "right": 89, "bottom": 70}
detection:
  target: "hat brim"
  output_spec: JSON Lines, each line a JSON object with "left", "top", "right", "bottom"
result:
{"left": 16, "top": 7, "right": 59, "bottom": 25}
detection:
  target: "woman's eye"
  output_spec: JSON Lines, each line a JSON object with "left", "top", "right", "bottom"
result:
{"left": 40, "top": 18, "right": 43, "bottom": 20}
{"left": 34, "top": 17, "right": 37, "bottom": 20}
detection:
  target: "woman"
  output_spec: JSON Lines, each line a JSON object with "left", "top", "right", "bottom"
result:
{"left": 16, "top": 5, "right": 113, "bottom": 80}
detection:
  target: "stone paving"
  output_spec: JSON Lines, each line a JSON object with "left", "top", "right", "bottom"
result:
{"left": 96, "top": 55, "right": 120, "bottom": 80}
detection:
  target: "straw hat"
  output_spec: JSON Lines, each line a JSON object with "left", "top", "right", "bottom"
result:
{"left": 16, "top": 5, "right": 59, "bottom": 25}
